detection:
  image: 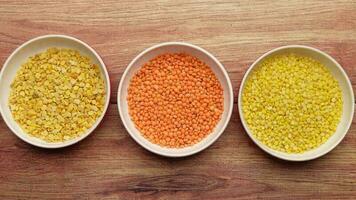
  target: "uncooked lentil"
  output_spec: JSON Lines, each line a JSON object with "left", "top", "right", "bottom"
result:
{"left": 242, "top": 54, "right": 343, "bottom": 153}
{"left": 127, "top": 53, "right": 224, "bottom": 148}
{"left": 9, "top": 48, "right": 106, "bottom": 142}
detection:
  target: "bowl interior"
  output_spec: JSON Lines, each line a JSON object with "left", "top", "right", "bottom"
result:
{"left": 239, "top": 46, "right": 354, "bottom": 161}
{"left": 119, "top": 43, "right": 233, "bottom": 157}
{"left": 0, "top": 35, "right": 110, "bottom": 148}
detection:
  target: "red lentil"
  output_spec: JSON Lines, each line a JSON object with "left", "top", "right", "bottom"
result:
{"left": 127, "top": 53, "right": 224, "bottom": 148}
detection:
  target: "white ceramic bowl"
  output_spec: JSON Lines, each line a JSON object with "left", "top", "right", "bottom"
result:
{"left": 118, "top": 42, "right": 233, "bottom": 157}
{"left": 0, "top": 35, "right": 111, "bottom": 148}
{"left": 238, "top": 45, "right": 354, "bottom": 161}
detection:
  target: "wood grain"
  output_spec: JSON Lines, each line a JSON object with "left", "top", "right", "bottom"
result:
{"left": 0, "top": 0, "right": 356, "bottom": 199}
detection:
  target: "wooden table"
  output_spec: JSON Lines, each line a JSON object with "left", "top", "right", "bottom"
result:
{"left": 0, "top": 0, "right": 355, "bottom": 199}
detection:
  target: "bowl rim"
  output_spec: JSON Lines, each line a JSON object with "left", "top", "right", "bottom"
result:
{"left": 117, "top": 41, "right": 234, "bottom": 157}
{"left": 0, "top": 34, "right": 111, "bottom": 148}
{"left": 238, "top": 44, "right": 355, "bottom": 161}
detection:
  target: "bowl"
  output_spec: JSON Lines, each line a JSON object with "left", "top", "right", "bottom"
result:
{"left": 118, "top": 42, "right": 233, "bottom": 157}
{"left": 0, "top": 34, "right": 111, "bottom": 148}
{"left": 238, "top": 45, "right": 354, "bottom": 161}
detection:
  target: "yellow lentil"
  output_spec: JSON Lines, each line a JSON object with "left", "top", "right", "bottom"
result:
{"left": 9, "top": 48, "right": 106, "bottom": 142}
{"left": 127, "top": 53, "right": 224, "bottom": 148}
{"left": 242, "top": 54, "right": 343, "bottom": 153}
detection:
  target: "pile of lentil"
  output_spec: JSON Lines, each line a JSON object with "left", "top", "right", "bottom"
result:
{"left": 242, "top": 54, "right": 343, "bottom": 153}
{"left": 9, "top": 48, "right": 106, "bottom": 142}
{"left": 127, "top": 53, "right": 224, "bottom": 148}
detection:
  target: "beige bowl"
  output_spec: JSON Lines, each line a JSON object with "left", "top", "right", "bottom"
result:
{"left": 238, "top": 45, "right": 354, "bottom": 161}
{"left": 118, "top": 42, "right": 234, "bottom": 157}
{"left": 0, "top": 35, "right": 111, "bottom": 148}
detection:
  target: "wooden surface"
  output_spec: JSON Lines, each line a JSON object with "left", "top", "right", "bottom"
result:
{"left": 0, "top": 0, "right": 356, "bottom": 199}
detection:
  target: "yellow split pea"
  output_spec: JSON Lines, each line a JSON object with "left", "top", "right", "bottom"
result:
{"left": 9, "top": 48, "right": 106, "bottom": 142}
{"left": 242, "top": 54, "right": 343, "bottom": 153}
